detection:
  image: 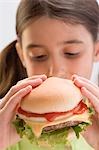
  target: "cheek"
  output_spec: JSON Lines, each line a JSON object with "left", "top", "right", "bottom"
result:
{"left": 25, "top": 60, "right": 48, "bottom": 77}
{"left": 73, "top": 55, "right": 94, "bottom": 79}
{"left": 23, "top": 52, "right": 49, "bottom": 77}
{"left": 25, "top": 62, "right": 34, "bottom": 77}
{"left": 77, "top": 62, "right": 93, "bottom": 79}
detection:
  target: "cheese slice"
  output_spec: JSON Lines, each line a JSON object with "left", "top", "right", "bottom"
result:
{"left": 24, "top": 111, "right": 90, "bottom": 138}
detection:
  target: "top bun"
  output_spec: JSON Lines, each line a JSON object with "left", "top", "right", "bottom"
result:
{"left": 20, "top": 77, "right": 83, "bottom": 113}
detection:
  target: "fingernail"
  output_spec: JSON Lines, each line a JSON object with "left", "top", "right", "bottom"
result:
{"left": 71, "top": 74, "right": 78, "bottom": 81}
{"left": 42, "top": 74, "right": 47, "bottom": 80}
{"left": 81, "top": 87, "right": 86, "bottom": 91}
{"left": 34, "top": 78, "right": 43, "bottom": 82}
{"left": 27, "top": 85, "right": 32, "bottom": 90}
{"left": 73, "top": 77, "right": 78, "bottom": 83}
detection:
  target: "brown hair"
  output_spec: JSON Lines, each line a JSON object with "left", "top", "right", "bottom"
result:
{"left": 0, "top": 0, "right": 99, "bottom": 98}
{"left": 0, "top": 41, "right": 27, "bottom": 98}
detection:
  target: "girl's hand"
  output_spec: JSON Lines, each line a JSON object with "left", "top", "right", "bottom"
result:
{"left": 0, "top": 74, "right": 47, "bottom": 150}
{"left": 72, "top": 75, "right": 99, "bottom": 149}
{"left": 72, "top": 75, "right": 99, "bottom": 117}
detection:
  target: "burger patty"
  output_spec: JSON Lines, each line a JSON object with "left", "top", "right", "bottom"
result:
{"left": 43, "top": 121, "right": 82, "bottom": 132}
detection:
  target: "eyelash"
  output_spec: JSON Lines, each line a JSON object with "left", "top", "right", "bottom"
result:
{"left": 31, "top": 55, "right": 48, "bottom": 62}
{"left": 64, "top": 52, "right": 79, "bottom": 58}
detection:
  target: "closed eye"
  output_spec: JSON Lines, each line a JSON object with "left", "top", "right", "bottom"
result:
{"left": 64, "top": 52, "right": 80, "bottom": 58}
{"left": 31, "top": 55, "right": 48, "bottom": 61}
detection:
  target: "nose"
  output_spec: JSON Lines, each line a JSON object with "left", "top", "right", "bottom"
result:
{"left": 47, "top": 60, "right": 67, "bottom": 78}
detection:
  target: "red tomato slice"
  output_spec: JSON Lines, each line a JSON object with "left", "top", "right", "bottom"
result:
{"left": 18, "top": 100, "right": 88, "bottom": 122}
{"left": 73, "top": 101, "right": 87, "bottom": 114}
{"left": 44, "top": 111, "right": 72, "bottom": 122}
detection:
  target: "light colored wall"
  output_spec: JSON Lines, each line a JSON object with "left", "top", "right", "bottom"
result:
{"left": 0, "top": 0, "right": 20, "bottom": 51}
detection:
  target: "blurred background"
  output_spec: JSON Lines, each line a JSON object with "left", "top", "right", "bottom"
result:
{"left": 0, "top": 0, "right": 20, "bottom": 50}
{"left": 0, "top": 0, "right": 99, "bottom": 85}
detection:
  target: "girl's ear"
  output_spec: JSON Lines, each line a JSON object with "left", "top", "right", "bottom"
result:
{"left": 94, "top": 41, "right": 99, "bottom": 62}
{"left": 15, "top": 42, "right": 26, "bottom": 67}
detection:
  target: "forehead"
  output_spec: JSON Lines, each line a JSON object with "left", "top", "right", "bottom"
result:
{"left": 21, "top": 17, "right": 93, "bottom": 46}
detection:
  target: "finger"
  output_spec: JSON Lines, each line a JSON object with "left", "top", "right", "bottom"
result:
{"left": 72, "top": 74, "right": 97, "bottom": 88}
{"left": 1, "top": 78, "right": 43, "bottom": 109}
{"left": 72, "top": 76, "right": 99, "bottom": 98}
{"left": 81, "top": 87, "right": 99, "bottom": 114}
{"left": 18, "top": 74, "right": 47, "bottom": 83}
{"left": 27, "top": 74, "right": 47, "bottom": 81}
{"left": 6, "top": 74, "right": 47, "bottom": 100}
{"left": 16, "top": 78, "right": 43, "bottom": 91}
{"left": 0, "top": 85, "right": 32, "bottom": 120}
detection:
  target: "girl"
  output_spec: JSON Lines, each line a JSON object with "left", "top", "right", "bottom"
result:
{"left": 0, "top": 0, "right": 99, "bottom": 149}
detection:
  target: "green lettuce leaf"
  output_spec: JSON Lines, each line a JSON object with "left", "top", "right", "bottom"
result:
{"left": 72, "top": 122, "right": 90, "bottom": 139}
{"left": 72, "top": 105, "right": 94, "bottom": 139}
{"left": 13, "top": 115, "right": 71, "bottom": 148}
{"left": 83, "top": 97, "right": 95, "bottom": 116}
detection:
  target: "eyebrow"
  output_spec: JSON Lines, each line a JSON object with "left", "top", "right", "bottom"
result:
{"left": 26, "top": 39, "right": 83, "bottom": 50}
{"left": 26, "top": 44, "right": 45, "bottom": 50}
{"left": 61, "top": 40, "right": 83, "bottom": 45}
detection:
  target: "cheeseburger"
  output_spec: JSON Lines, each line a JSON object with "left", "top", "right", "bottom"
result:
{"left": 13, "top": 77, "right": 94, "bottom": 148}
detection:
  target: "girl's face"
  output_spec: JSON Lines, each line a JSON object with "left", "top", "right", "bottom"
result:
{"left": 16, "top": 17, "right": 99, "bottom": 79}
